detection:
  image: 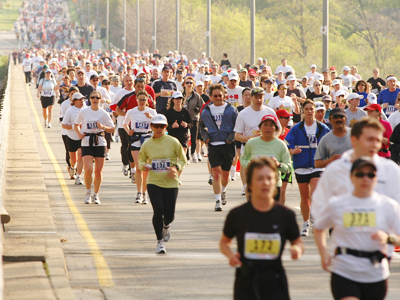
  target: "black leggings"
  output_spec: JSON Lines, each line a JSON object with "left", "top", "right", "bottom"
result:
{"left": 118, "top": 128, "right": 133, "bottom": 165}
{"left": 147, "top": 184, "right": 178, "bottom": 240}
{"left": 24, "top": 71, "right": 31, "bottom": 84}
{"left": 62, "top": 135, "right": 71, "bottom": 167}
{"left": 190, "top": 121, "right": 198, "bottom": 154}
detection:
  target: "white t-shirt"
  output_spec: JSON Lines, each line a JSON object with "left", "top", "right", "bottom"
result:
{"left": 315, "top": 192, "right": 400, "bottom": 283}
{"left": 226, "top": 86, "right": 244, "bottom": 107}
{"left": 102, "top": 90, "right": 115, "bottom": 115}
{"left": 110, "top": 85, "right": 122, "bottom": 94}
{"left": 194, "top": 73, "right": 206, "bottom": 82}
{"left": 74, "top": 107, "right": 115, "bottom": 147}
{"left": 85, "top": 70, "right": 98, "bottom": 80}
{"left": 295, "top": 120, "right": 324, "bottom": 175}
{"left": 111, "top": 88, "right": 135, "bottom": 128}
{"left": 60, "top": 99, "right": 72, "bottom": 135}
{"left": 268, "top": 96, "right": 296, "bottom": 126}
{"left": 175, "top": 79, "right": 184, "bottom": 92}
{"left": 209, "top": 103, "right": 228, "bottom": 146}
{"left": 305, "top": 71, "right": 322, "bottom": 85}
{"left": 123, "top": 106, "right": 157, "bottom": 147}
{"left": 39, "top": 78, "right": 57, "bottom": 97}
{"left": 274, "top": 64, "right": 294, "bottom": 75}
{"left": 388, "top": 110, "right": 400, "bottom": 130}
{"left": 32, "top": 55, "right": 43, "bottom": 70}
{"left": 22, "top": 58, "right": 32, "bottom": 72}
{"left": 264, "top": 91, "right": 274, "bottom": 105}
{"left": 63, "top": 106, "right": 84, "bottom": 140}
{"left": 234, "top": 105, "right": 281, "bottom": 137}
{"left": 210, "top": 74, "right": 222, "bottom": 84}
{"left": 339, "top": 74, "right": 357, "bottom": 89}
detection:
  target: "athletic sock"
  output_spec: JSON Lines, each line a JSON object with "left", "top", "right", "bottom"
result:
{"left": 222, "top": 186, "right": 227, "bottom": 193}
{"left": 215, "top": 194, "right": 221, "bottom": 201}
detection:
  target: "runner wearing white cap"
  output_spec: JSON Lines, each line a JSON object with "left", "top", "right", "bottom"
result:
{"left": 345, "top": 93, "right": 368, "bottom": 127}
{"left": 339, "top": 66, "right": 358, "bottom": 89}
{"left": 305, "top": 64, "right": 321, "bottom": 86}
{"left": 226, "top": 72, "right": 244, "bottom": 107}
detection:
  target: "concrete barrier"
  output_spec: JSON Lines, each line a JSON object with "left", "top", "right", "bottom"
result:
{"left": 0, "top": 56, "right": 11, "bottom": 225}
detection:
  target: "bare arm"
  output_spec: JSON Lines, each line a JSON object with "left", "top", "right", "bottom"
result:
{"left": 115, "top": 106, "right": 126, "bottom": 117}
{"left": 219, "top": 234, "right": 242, "bottom": 267}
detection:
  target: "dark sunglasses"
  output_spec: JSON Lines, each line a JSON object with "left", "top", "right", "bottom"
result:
{"left": 152, "top": 124, "right": 166, "bottom": 129}
{"left": 135, "top": 78, "right": 145, "bottom": 83}
{"left": 90, "top": 96, "right": 100, "bottom": 99}
{"left": 138, "top": 98, "right": 147, "bottom": 102}
{"left": 103, "top": 83, "right": 110, "bottom": 85}
{"left": 213, "top": 94, "right": 223, "bottom": 98}
{"left": 353, "top": 172, "right": 376, "bottom": 179}
{"left": 185, "top": 82, "right": 194, "bottom": 85}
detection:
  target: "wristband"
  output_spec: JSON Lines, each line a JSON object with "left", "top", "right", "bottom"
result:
{"left": 387, "top": 234, "right": 396, "bottom": 245}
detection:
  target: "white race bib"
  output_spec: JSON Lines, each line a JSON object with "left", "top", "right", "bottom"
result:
{"left": 151, "top": 158, "right": 171, "bottom": 173}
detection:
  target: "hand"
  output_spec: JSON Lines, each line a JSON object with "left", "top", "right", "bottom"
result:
{"left": 144, "top": 112, "right": 153, "bottom": 119}
{"left": 128, "top": 129, "right": 134, "bottom": 136}
{"left": 228, "top": 253, "right": 242, "bottom": 267}
{"left": 382, "top": 103, "right": 389, "bottom": 109}
{"left": 78, "top": 132, "right": 85, "bottom": 140}
{"left": 205, "top": 139, "right": 210, "bottom": 144}
{"left": 278, "top": 104, "right": 285, "bottom": 110}
{"left": 269, "top": 156, "right": 279, "bottom": 166}
{"left": 377, "top": 82, "right": 382, "bottom": 87}
{"left": 330, "top": 154, "right": 341, "bottom": 162}
{"left": 96, "top": 122, "right": 105, "bottom": 130}
{"left": 180, "top": 121, "right": 187, "bottom": 128}
{"left": 320, "top": 249, "right": 332, "bottom": 272}
{"left": 37, "top": 93, "right": 40, "bottom": 98}
{"left": 172, "top": 120, "right": 179, "bottom": 128}
{"left": 166, "top": 165, "right": 178, "bottom": 178}
{"left": 252, "top": 130, "right": 261, "bottom": 138}
{"left": 291, "top": 148, "right": 302, "bottom": 155}
{"left": 100, "top": 98, "right": 105, "bottom": 103}
{"left": 161, "top": 90, "right": 169, "bottom": 96}
{"left": 371, "top": 230, "right": 389, "bottom": 245}
{"left": 143, "top": 164, "right": 151, "bottom": 171}
{"left": 290, "top": 244, "right": 302, "bottom": 260}
{"left": 291, "top": 93, "right": 297, "bottom": 100}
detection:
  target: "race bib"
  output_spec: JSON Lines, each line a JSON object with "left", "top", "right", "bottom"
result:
{"left": 135, "top": 121, "right": 150, "bottom": 131}
{"left": 342, "top": 209, "right": 377, "bottom": 232}
{"left": 386, "top": 105, "right": 396, "bottom": 115}
{"left": 308, "top": 134, "right": 317, "bottom": 148}
{"left": 87, "top": 121, "right": 98, "bottom": 129}
{"left": 213, "top": 113, "right": 223, "bottom": 126}
{"left": 244, "top": 232, "right": 281, "bottom": 260}
{"left": 43, "top": 90, "right": 52, "bottom": 96}
{"left": 105, "top": 108, "right": 112, "bottom": 113}
{"left": 151, "top": 158, "right": 171, "bottom": 172}
{"left": 161, "top": 88, "right": 173, "bottom": 97}
{"left": 371, "top": 89, "right": 379, "bottom": 95}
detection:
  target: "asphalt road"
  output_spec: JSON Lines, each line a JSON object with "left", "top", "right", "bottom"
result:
{"left": 12, "top": 69, "right": 400, "bottom": 300}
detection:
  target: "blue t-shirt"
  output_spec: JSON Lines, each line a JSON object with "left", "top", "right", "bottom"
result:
{"left": 378, "top": 88, "right": 400, "bottom": 116}
{"left": 357, "top": 91, "right": 368, "bottom": 107}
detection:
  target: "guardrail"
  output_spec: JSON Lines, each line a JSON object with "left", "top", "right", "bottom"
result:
{"left": 0, "top": 56, "right": 11, "bottom": 226}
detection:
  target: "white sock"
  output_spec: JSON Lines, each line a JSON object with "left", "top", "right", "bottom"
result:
{"left": 231, "top": 165, "right": 236, "bottom": 171}
{"left": 76, "top": 174, "right": 80, "bottom": 178}
{"left": 222, "top": 186, "right": 227, "bottom": 193}
{"left": 93, "top": 193, "right": 98, "bottom": 197}
{"left": 243, "top": 184, "right": 246, "bottom": 190}
{"left": 304, "top": 219, "right": 310, "bottom": 224}
{"left": 87, "top": 189, "right": 91, "bottom": 194}
{"left": 215, "top": 194, "right": 221, "bottom": 201}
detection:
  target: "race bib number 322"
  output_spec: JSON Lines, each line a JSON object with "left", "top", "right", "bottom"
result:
{"left": 244, "top": 232, "right": 281, "bottom": 260}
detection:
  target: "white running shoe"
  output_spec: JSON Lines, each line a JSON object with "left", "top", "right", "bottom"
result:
{"left": 208, "top": 175, "right": 213, "bottom": 185}
{"left": 230, "top": 168, "right": 236, "bottom": 181}
{"left": 115, "top": 135, "right": 119, "bottom": 142}
{"left": 105, "top": 153, "right": 110, "bottom": 160}
{"left": 84, "top": 190, "right": 92, "bottom": 204}
{"left": 142, "top": 193, "right": 149, "bottom": 205}
{"left": 122, "top": 165, "right": 129, "bottom": 176}
{"left": 301, "top": 221, "right": 310, "bottom": 236}
{"left": 215, "top": 200, "right": 222, "bottom": 211}
{"left": 47, "top": 123, "right": 51, "bottom": 128}
{"left": 44, "top": 120, "right": 48, "bottom": 127}
{"left": 69, "top": 167, "right": 75, "bottom": 179}
{"left": 131, "top": 174, "right": 136, "bottom": 184}
{"left": 135, "top": 192, "right": 142, "bottom": 203}
{"left": 179, "top": 180, "right": 182, "bottom": 185}
{"left": 192, "top": 153, "right": 198, "bottom": 163}
{"left": 93, "top": 194, "right": 101, "bottom": 204}
{"left": 156, "top": 240, "right": 166, "bottom": 254}
{"left": 241, "top": 188, "right": 246, "bottom": 196}
{"left": 197, "top": 153, "right": 202, "bottom": 162}
{"left": 75, "top": 176, "right": 83, "bottom": 185}
{"left": 221, "top": 191, "right": 228, "bottom": 205}
{"left": 162, "top": 225, "right": 170, "bottom": 242}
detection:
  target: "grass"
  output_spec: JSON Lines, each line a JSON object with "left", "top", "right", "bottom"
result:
{"left": 67, "top": 0, "right": 79, "bottom": 24}
{"left": 0, "top": 0, "right": 25, "bottom": 31}
{"left": 0, "top": 55, "right": 9, "bottom": 80}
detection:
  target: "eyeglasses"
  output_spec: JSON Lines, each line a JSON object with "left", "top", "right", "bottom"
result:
{"left": 103, "top": 83, "right": 110, "bottom": 85}
{"left": 90, "top": 96, "right": 100, "bottom": 99}
{"left": 138, "top": 98, "right": 147, "bottom": 102}
{"left": 135, "top": 78, "right": 145, "bottom": 83}
{"left": 213, "top": 94, "right": 223, "bottom": 98}
{"left": 353, "top": 172, "right": 376, "bottom": 178}
{"left": 185, "top": 82, "right": 194, "bottom": 85}
{"left": 152, "top": 124, "right": 166, "bottom": 129}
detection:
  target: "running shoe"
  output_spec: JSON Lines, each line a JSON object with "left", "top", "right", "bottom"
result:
{"left": 179, "top": 180, "right": 182, "bottom": 185}
{"left": 44, "top": 120, "right": 48, "bottom": 127}
{"left": 192, "top": 153, "right": 198, "bottom": 163}
{"left": 310, "top": 220, "right": 315, "bottom": 234}
{"left": 221, "top": 191, "right": 228, "bottom": 205}
{"left": 162, "top": 225, "right": 171, "bottom": 242}
{"left": 111, "top": 135, "right": 115, "bottom": 142}
{"left": 115, "top": 135, "right": 119, "bottom": 142}
{"left": 230, "top": 168, "right": 236, "bottom": 181}
{"left": 47, "top": 123, "right": 51, "bottom": 128}
{"left": 241, "top": 188, "right": 246, "bottom": 196}
{"left": 197, "top": 153, "right": 202, "bottom": 162}
{"left": 69, "top": 167, "right": 75, "bottom": 179}
{"left": 131, "top": 174, "right": 136, "bottom": 184}
{"left": 135, "top": 192, "right": 142, "bottom": 203}
{"left": 301, "top": 221, "right": 310, "bottom": 236}
{"left": 156, "top": 240, "right": 166, "bottom": 254}
{"left": 75, "top": 176, "right": 83, "bottom": 185}
{"left": 93, "top": 194, "right": 101, "bottom": 204}
{"left": 122, "top": 164, "right": 129, "bottom": 176}
{"left": 84, "top": 190, "right": 92, "bottom": 204}
{"left": 215, "top": 200, "right": 222, "bottom": 211}
{"left": 142, "top": 193, "right": 149, "bottom": 205}
{"left": 105, "top": 153, "right": 110, "bottom": 160}
{"left": 208, "top": 175, "right": 213, "bottom": 185}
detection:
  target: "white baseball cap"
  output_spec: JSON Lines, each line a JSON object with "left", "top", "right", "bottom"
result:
{"left": 315, "top": 101, "right": 326, "bottom": 111}
{"left": 151, "top": 114, "right": 168, "bottom": 125}
{"left": 196, "top": 81, "right": 204, "bottom": 87}
{"left": 228, "top": 72, "right": 239, "bottom": 81}
{"left": 310, "top": 64, "right": 317, "bottom": 69}
{"left": 347, "top": 93, "right": 363, "bottom": 101}
{"left": 342, "top": 66, "right": 351, "bottom": 71}
{"left": 336, "top": 90, "right": 347, "bottom": 97}
{"left": 71, "top": 92, "right": 85, "bottom": 101}
{"left": 171, "top": 91, "right": 183, "bottom": 99}
{"left": 287, "top": 75, "right": 296, "bottom": 81}
{"left": 367, "top": 93, "right": 377, "bottom": 104}
{"left": 332, "top": 79, "right": 341, "bottom": 86}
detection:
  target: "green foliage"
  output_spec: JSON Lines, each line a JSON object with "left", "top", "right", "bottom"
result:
{"left": 0, "top": 55, "right": 9, "bottom": 80}
{"left": 0, "top": 0, "right": 24, "bottom": 31}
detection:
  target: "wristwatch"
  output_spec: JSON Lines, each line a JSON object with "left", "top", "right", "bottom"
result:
{"left": 173, "top": 164, "right": 180, "bottom": 172}
{"left": 277, "top": 163, "right": 282, "bottom": 168}
{"left": 387, "top": 234, "right": 396, "bottom": 245}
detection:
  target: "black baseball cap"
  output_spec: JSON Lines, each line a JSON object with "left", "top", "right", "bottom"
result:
{"left": 351, "top": 157, "right": 377, "bottom": 173}
{"left": 330, "top": 107, "right": 347, "bottom": 117}
{"left": 90, "top": 74, "right": 100, "bottom": 80}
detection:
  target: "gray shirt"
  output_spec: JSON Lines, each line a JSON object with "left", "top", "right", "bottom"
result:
{"left": 314, "top": 128, "right": 352, "bottom": 161}
{"left": 345, "top": 108, "right": 367, "bottom": 127}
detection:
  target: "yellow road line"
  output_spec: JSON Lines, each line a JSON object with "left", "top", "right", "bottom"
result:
{"left": 26, "top": 85, "right": 114, "bottom": 287}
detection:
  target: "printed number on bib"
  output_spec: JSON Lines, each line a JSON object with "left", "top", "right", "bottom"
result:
{"left": 244, "top": 232, "right": 281, "bottom": 260}
{"left": 152, "top": 159, "right": 171, "bottom": 172}
{"left": 342, "top": 209, "right": 377, "bottom": 232}
{"left": 135, "top": 121, "right": 149, "bottom": 130}
{"left": 308, "top": 134, "right": 317, "bottom": 148}
{"left": 43, "top": 90, "right": 52, "bottom": 97}
{"left": 87, "top": 121, "right": 98, "bottom": 129}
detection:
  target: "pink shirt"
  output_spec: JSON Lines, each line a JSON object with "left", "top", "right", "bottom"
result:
{"left": 379, "top": 119, "right": 392, "bottom": 158}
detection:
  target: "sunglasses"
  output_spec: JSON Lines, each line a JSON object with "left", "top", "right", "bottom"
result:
{"left": 213, "top": 94, "right": 223, "bottom": 98}
{"left": 152, "top": 124, "right": 166, "bottom": 129}
{"left": 279, "top": 87, "right": 287, "bottom": 90}
{"left": 279, "top": 117, "right": 290, "bottom": 120}
{"left": 138, "top": 98, "right": 147, "bottom": 102}
{"left": 185, "top": 82, "right": 194, "bottom": 85}
{"left": 90, "top": 96, "right": 100, "bottom": 99}
{"left": 103, "top": 83, "right": 110, "bottom": 85}
{"left": 353, "top": 172, "right": 376, "bottom": 179}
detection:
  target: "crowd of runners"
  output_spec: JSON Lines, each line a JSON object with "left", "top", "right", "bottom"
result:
{"left": 10, "top": 0, "right": 400, "bottom": 299}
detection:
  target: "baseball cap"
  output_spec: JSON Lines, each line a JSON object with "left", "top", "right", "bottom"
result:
{"left": 99, "top": 72, "right": 107, "bottom": 77}
{"left": 367, "top": 93, "right": 377, "bottom": 104}
{"left": 322, "top": 69, "right": 329, "bottom": 73}
{"left": 251, "top": 87, "right": 264, "bottom": 96}
{"left": 322, "top": 95, "right": 332, "bottom": 102}
{"left": 99, "top": 61, "right": 104, "bottom": 65}
{"left": 264, "top": 78, "right": 274, "bottom": 84}
{"left": 301, "top": 76, "right": 308, "bottom": 81}
{"left": 332, "top": 79, "right": 341, "bottom": 86}
{"left": 315, "top": 102, "right": 326, "bottom": 111}
{"left": 364, "top": 103, "right": 382, "bottom": 112}
{"left": 342, "top": 66, "right": 351, "bottom": 71}
{"left": 276, "top": 110, "right": 293, "bottom": 118}
{"left": 347, "top": 93, "right": 363, "bottom": 101}
{"left": 221, "top": 71, "right": 228, "bottom": 77}
{"left": 239, "top": 68, "right": 248, "bottom": 74}
{"left": 111, "top": 76, "right": 119, "bottom": 81}
{"left": 118, "top": 66, "right": 125, "bottom": 73}
{"left": 350, "top": 157, "right": 377, "bottom": 173}
{"left": 330, "top": 66, "right": 336, "bottom": 70}
{"left": 151, "top": 114, "right": 168, "bottom": 125}
{"left": 43, "top": 64, "right": 49, "bottom": 69}
{"left": 76, "top": 69, "right": 84, "bottom": 74}
{"left": 162, "top": 66, "right": 171, "bottom": 72}
{"left": 45, "top": 69, "right": 52, "bottom": 73}
{"left": 228, "top": 72, "right": 239, "bottom": 81}
{"left": 102, "top": 79, "right": 111, "bottom": 85}
{"left": 71, "top": 92, "right": 85, "bottom": 101}
{"left": 285, "top": 71, "right": 292, "bottom": 77}
{"left": 258, "top": 115, "right": 278, "bottom": 127}
{"left": 310, "top": 64, "right": 317, "bottom": 69}
{"left": 248, "top": 69, "right": 257, "bottom": 77}
{"left": 196, "top": 81, "right": 204, "bottom": 87}
{"left": 171, "top": 91, "right": 184, "bottom": 99}
{"left": 287, "top": 75, "right": 296, "bottom": 81}
{"left": 336, "top": 90, "right": 347, "bottom": 98}
{"left": 90, "top": 74, "right": 100, "bottom": 80}
{"left": 330, "top": 108, "right": 347, "bottom": 118}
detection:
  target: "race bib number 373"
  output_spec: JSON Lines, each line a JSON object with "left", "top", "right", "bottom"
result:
{"left": 244, "top": 232, "right": 281, "bottom": 260}
{"left": 342, "top": 209, "right": 377, "bottom": 232}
